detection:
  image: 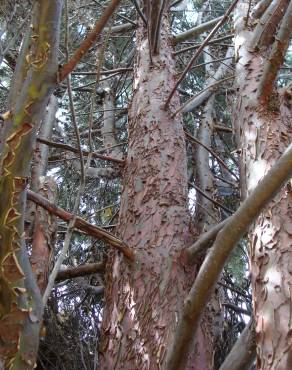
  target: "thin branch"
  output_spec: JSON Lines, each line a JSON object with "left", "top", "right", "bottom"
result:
{"left": 37, "top": 138, "right": 125, "bottom": 165}
{"left": 165, "top": 142, "right": 292, "bottom": 370}
{"left": 223, "top": 302, "right": 251, "bottom": 316}
{"left": 56, "top": 262, "right": 105, "bottom": 282}
{"left": 219, "top": 320, "right": 256, "bottom": 370}
{"left": 214, "top": 125, "right": 233, "bottom": 133}
{"left": 174, "top": 75, "right": 234, "bottom": 115}
{"left": 186, "top": 218, "right": 229, "bottom": 264}
{"left": 174, "top": 34, "right": 234, "bottom": 56}
{"left": 71, "top": 67, "right": 133, "bottom": 76}
{"left": 59, "top": 0, "right": 121, "bottom": 81}
{"left": 218, "top": 281, "right": 251, "bottom": 301}
{"left": 131, "top": 0, "right": 147, "bottom": 26}
{"left": 27, "top": 190, "right": 134, "bottom": 260}
{"left": 172, "top": 16, "right": 223, "bottom": 45}
{"left": 164, "top": 0, "right": 239, "bottom": 109}
{"left": 185, "top": 131, "right": 239, "bottom": 181}
{"left": 189, "top": 182, "right": 233, "bottom": 215}
{"left": 257, "top": 0, "right": 292, "bottom": 103}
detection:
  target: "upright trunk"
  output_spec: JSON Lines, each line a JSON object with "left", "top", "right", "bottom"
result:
{"left": 0, "top": 2, "right": 62, "bottom": 368}
{"left": 100, "top": 14, "right": 212, "bottom": 370}
{"left": 234, "top": 2, "right": 292, "bottom": 368}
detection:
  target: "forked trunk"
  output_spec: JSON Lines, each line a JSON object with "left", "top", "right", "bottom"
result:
{"left": 100, "top": 15, "right": 213, "bottom": 370}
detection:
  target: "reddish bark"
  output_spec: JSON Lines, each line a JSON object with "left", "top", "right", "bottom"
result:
{"left": 99, "top": 15, "right": 213, "bottom": 370}
{"left": 55, "top": 262, "right": 105, "bottom": 282}
{"left": 30, "top": 179, "right": 57, "bottom": 294}
{"left": 234, "top": 3, "right": 292, "bottom": 368}
{"left": 27, "top": 189, "right": 134, "bottom": 260}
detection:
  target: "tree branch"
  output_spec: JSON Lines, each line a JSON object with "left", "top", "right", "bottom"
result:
{"left": 219, "top": 320, "right": 256, "bottom": 370}
{"left": 37, "top": 138, "right": 125, "bottom": 165}
{"left": 164, "top": 0, "right": 239, "bottom": 109}
{"left": 257, "top": 0, "right": 292, "bottom": 103}
{"left": 165, "top": 142, "right": 292, "bottom": 369}
{"left": 185, "top": 130, "right": 239, "bottom": 181}
{"left": 59, "top": 0, "right": 121, "bottom": 81}
{"left": 186, "top": 218, "right": 229, "bottom": 264}
{"left": 172, "top": 16, "right": 223, "bottom": 45}
{"left": 27, "top": 190, "right": 134, "bottom": 261}
{"left": 56, "top": 262, "right": 105, "bottom": 282}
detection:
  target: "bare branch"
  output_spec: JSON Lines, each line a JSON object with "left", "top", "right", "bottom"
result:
{"left": 165, "top": 142, "right": 292, "bottom": 369}
{"left": 172, "top": 16, "right": 223, "bottom": 45}
{"left": 59, "top": 0, "right": 121, "bottom": 81}
{"left": 186, "top": 218, "right": 229, "bottom": 264}
{"left": 27, "top": 190, "right": 134, "bottom": 261}
{"left": 37, "top": 138, "right": 125, "bottom": 165}
{"left": 257, "top": 0, "right": 292, "bottom": 103}
{"left": 185, "top": 130, "right": 239, "bottom": 181}
{"left": 56, "top": 262, "right": 105, "bottom": 282}
{"left": 131, "top": 0, "right": 147, "bottom": 26}
{"left": 164, "top": 0, "right": 239, "bottom": 109}
{"left": 219, "top": 320, "right": 256, "bottom": 370}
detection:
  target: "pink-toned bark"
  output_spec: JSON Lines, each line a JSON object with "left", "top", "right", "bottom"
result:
{"left": 99, "top": 15, "right": 213, "bottom": 370}
{"left": 234, "top": 3, "right": 292, "bottom": 368}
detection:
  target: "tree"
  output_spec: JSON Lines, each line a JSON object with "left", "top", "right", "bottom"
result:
{"left": 0, "top": 1, "right": 291, "bottom": 369}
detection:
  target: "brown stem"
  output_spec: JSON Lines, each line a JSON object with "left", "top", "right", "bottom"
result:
{"left": 56, "top": 262, "right": 105, "bottom": 282}
{"left": 185, "top": 130, "right": 239, "bottom": 181}
{"left": 219, "top": 320, "right": 256, "bottom": 370}
{"left": 59, "top": 0, "right": 121, "bottom": 81}
{"left": 37, "top": 137, "right": 125, "bottom": 165}
{"left": 27, "top": 190, "right": 134, "bottom": 261}
{"left": 166, "top": 142, "right": 292, "bottom": 370}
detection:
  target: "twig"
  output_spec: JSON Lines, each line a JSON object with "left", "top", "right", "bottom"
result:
{"left": 174, "top": 34, "right": 234, "bottom": 56}
{"left": 71, "top": 67, "right": 132, "bottom": 76}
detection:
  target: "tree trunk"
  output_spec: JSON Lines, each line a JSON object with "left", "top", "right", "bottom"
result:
{"left": 0, "top": 2, "right": 62, "bottom": 368}
{"left": 234, "top": 2, "right": 292, "bottom": 368}
{"left": 100, "top": 14, "right": 213, "bottom": 370}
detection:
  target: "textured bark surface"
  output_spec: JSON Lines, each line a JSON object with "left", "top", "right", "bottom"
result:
{"left": 99, "top": 15, "right": 212, "bottom": 370}
{"left": 234, "top": 3, "right": 292, "bottom": 368}
{"left": 0, "top": 1, "right": 62, "bottom": 368}
{"left": 30, "top": 179, "right": 57, "bottom": 294}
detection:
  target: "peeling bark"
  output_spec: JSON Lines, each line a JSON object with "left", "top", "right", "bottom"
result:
{"left": 234, "top": 2, "right": 292, "bottom": 368}
{"left": 0, "top": 1, "right": 62, "bottom": 368}
{"left": 99, "top": 14, "right": 213, "bottom": 370}
{"left": 30, "top": 179, "right": 57, "bottom": 295}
